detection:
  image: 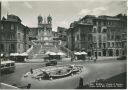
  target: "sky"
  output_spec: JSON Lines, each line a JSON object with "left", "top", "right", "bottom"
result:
{"left": 1, "top": 0, "right": 127, "bottom": 31}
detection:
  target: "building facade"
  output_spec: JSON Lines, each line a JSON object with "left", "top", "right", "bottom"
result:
{"left": 0, "top": 14, "right": 29, "bottom": 54}
{"left": 67, "top": 14, "right": 127, "bottom": 57}
{"left": 57, "top": 27, "right": 67, "bottom": 41}
{"left": 67, "top": 15, "right": 94, "bottom": 51}
{"left": 57, "top": 27, "right": 67, "bottom": 46}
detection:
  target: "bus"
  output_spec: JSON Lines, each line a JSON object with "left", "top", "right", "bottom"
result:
{"left": 1, "top": 59, "right": 15, "bottom": 73}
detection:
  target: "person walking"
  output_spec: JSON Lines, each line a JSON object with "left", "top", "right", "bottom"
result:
{"left": 79, "top": 77, "right": 84, "bottom": 88}
{"left": 30, "top": 68, "right": 33, "bottom": 74}
{"left": 94, "top": 53, "right": 97, "bottom": 63}
{"left": 26, "top": 84, "right": 31, "bottom": 89}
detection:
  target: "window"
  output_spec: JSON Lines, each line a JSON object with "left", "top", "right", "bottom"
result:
{"left": 103, "top": 43, "right": 106, "bottom": 48}
{"left": 99, "top": 43, "right": 102, "bottom": 48}
{"left": 77, "top": 34, "right": 79, "bottom": 40}
{"left": 112, "top": 42, "right": 114, "bottom": 47}
{"left": 11, "top": 44, "right": 15, "bottom": 51}
{"left": 18, "top": 44, "right": 20, "bottom": 49}
{"left": 94, "top": 43, "right": 97, "bottom": 48}
{"left": 107, "top": 42, "right": 110, "bottom": 47}
{"left": 98, "top": 27, "right": 101, "bottom": 33}
{"left": 102, "top": 29, "right": 107, "bottom": 33}
{"left": 110, "top": 21, "right": 113, "bottom": 25}
{"left": 93, "top": 28, "right": 97, "bottom": 33}
{"left": 98, "top": 52, "right": 101, "bottom": 56}
{"left": 103, "top": 21, "right": 106, "bottom": 26}
{"left": 88, "top": 34, "right": 92, "bottom": 41}
{"left": 1, "top": 24, "right": 3, "bottom": 30}
{"left": 116, "top": 50, "right": 119, "bottom": 56}
{"left": 18, "top": 33, "right": 20, "bottom": 39}
{"left": 93, "top": 36, "right": 96, "bottom": 42}
{"left": 93, "top": 21, "right": 97, "bottom": 25}
{"left": 0, "top": 44, "right": 4, "bottom": 52}
{"left": 99, "top": 35, "right": 102, "bottom": 41}
{"left": 17, "top": 26, "right": 18, "bottom": 30}
{"left": 103, "top": 36, "right": 106, "bottom": 41}
{"left": 111, "top": 35, "right": 114, "bottom": 40}
{"left": 9, "top": 44, "right": 15, "bottom": 53}
{"left": 119, "top": 42, "right": 121, "bottom": 47}
{"left": 11, "top": 24, "right": 14, "bottom": 30}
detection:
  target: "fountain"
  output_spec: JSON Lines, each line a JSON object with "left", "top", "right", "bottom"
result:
{"left": 23, "top": 65, "right": 83, "bottom": 80}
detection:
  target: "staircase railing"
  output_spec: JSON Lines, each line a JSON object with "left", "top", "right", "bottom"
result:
{"left": 27, "top": 40, "right": 41, "bottom": 59}
{"left": 57, "top": 44, "right": 74, "bottom": 58}
{"left": 27, "top": 44, "right": 41, "bottom": 59}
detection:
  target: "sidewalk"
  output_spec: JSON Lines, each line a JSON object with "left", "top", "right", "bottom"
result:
{"left": 97, "top": 56, "right": 117, "bottom": 61}
{"left": 62, "top": 56, "right": 117, "bottom": 62}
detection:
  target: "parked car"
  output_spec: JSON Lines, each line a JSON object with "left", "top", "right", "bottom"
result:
{"left": 117, "top": 56, "right": 126, "bottom": 60}
{"left": 1, "top": 59, "right": 15, "bottom": 73}
{"left": 45, "top": 60, "right": 57, "bottom": 66}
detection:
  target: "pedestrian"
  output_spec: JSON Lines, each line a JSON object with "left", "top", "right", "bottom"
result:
{"left": 94, "top": 55, "right": 97, "bottom": 62}
{"left": 79, "top": 77, "right": 84, "bottom": 88}
{"left": 71, "top": 55, "right": 73, "bottom": 62}
{"left": 30, "top": 68, "right": 33, "bottom": 74}
{"left": 26, "top": 84, "right": 31, "bottom": 89}
{"left": 94, "top": 54, "right": 97, "bottom": 63}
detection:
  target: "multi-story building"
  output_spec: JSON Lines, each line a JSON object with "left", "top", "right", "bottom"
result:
{"left": 57, "top": 27, "right": 67, "bottom": 46}
{"left": 57, "top": 27, "right": 67, "bottom": 41}
{"left": 0, "top": 14, "right": 30, "bottom": 54}
{"left": 67, "top": 14, "right": 127, "bottom": 57}
{"left": 67, "top": 15, "right": 95, "bottom": 51}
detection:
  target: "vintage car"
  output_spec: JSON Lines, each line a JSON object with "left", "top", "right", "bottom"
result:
{"left": 1, "top": 59, "right": 15, "bottom": 73}
{"left": 45, "top": 60, "right": 57, "bottom": 66}
{"left": 117, "top": 56, "right": 126, "bottom": 60}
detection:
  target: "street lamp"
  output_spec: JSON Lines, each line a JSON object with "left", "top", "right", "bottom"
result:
{"left": 96, "top": 42, "right": 98, "bottom": 60}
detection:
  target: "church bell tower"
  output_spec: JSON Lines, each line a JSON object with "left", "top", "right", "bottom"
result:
{"left": 38, "top": 15, "right": 43, "bottom": 27}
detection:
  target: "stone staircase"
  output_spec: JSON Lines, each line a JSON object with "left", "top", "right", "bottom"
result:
{"left": 33, "top": 45, "right": 60, "bottom": 59}
{"left": 27, "top": 40, "right": 70, "bottom": 59}
{"left": 27, "top": 44, "right": 41, "bottom": 59}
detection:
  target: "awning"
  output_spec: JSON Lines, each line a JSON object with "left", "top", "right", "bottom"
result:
{"left": 50, "top": 52, "right": 57, "bottom": 55}
{"left": 10, "top": 53, "right": 28, "bottom": 56}
{"left": 74, "top": 52, "right": 81, "bottom": 55}
{"left": 45, "top": 51, "right": 52, "bottom": 55}
{"left": 74, "top": 51, "right": 87, "bottom": 55}
{"left": 80, "top": 51, "right": 87, "bottom": 55}
{"left": 10, "top": 53, "right": 20, "bottom": 56}
{"left": 56, "top": 52, "right": 65, "bottom": 55}
{"left": 20, "top": 53, "right": 28, "bottom": 56}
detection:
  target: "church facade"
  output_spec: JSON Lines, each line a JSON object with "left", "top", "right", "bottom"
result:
{"left": 29, "top": 14, "right": 59, "bottom": 48}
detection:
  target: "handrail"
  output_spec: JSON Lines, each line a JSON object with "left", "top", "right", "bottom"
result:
{"left": 57, "top": 44, "right": 74, "bottom": 57}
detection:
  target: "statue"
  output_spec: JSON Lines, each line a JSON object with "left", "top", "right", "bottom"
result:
{"left": 47, "top": 14, "right": 52, "bottom": 24}
{"left": 38, "top": 15, "right": 43, "bottom": 24}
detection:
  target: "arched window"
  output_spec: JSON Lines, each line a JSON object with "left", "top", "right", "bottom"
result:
{"left": 98, "top": 27, "right": 101, "bottom": 33}
{"left": 93, "top": 28, "right": 97, "bottom": 33}
{"left": 11, "top": 24, "right": 14, "bottom": 30}
{"left": 116, "top": 49, "right": 119, "bottom": 56}
{"left": 102, "top": 29, "right": 107, "bottom": 33}
{"left": 1, "top": 24, "right": 3, "bottom": 30}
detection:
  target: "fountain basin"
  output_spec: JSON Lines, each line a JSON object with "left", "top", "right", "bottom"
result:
{"left": 24, "top": 65, "right": 83, "bottom": 80}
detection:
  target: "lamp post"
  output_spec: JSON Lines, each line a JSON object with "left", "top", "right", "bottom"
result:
{"left": 96, "top": 42, "right": 98, "bottom": 60}
{"left": 95, "top": 30, "right": 98, "bottom": 60}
